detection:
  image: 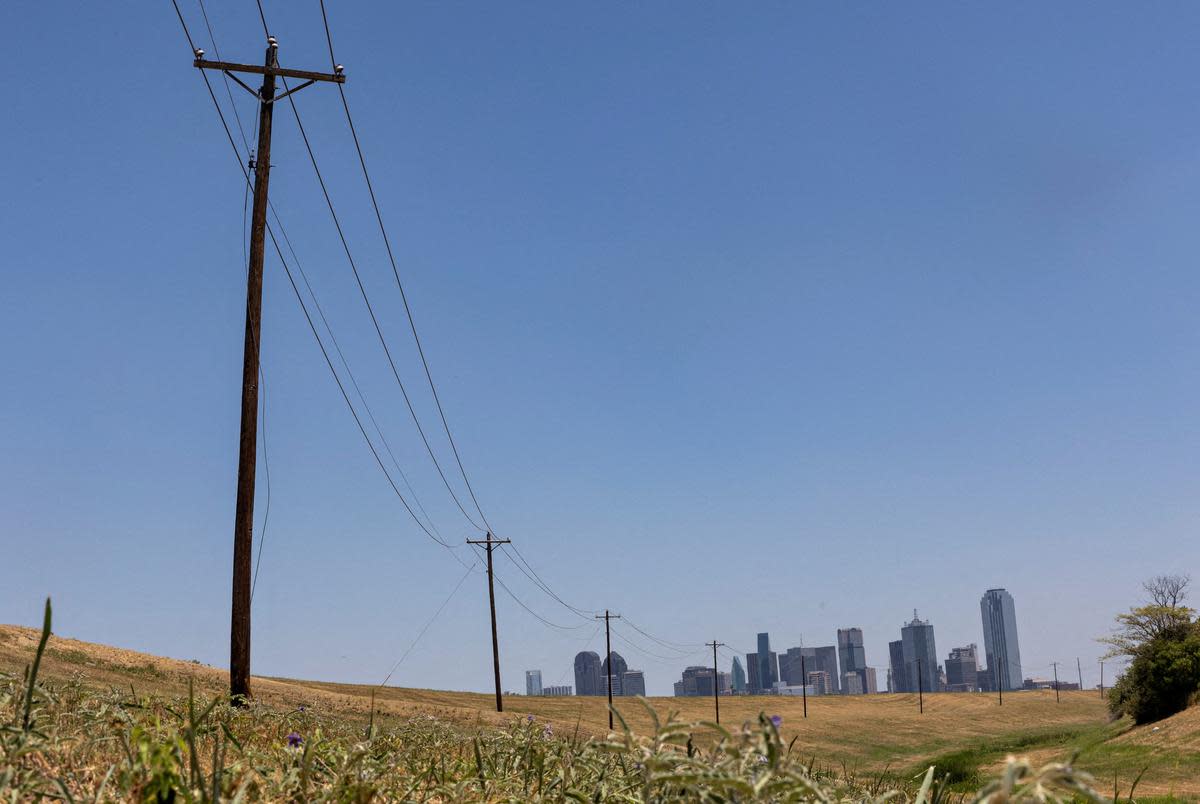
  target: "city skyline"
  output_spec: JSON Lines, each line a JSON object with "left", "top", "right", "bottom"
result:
{"left": 535, "top": 588, "right": 1035, "bottom": 698}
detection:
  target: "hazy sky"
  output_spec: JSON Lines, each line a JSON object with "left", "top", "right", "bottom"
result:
{"left": 2, "top": 2, "right": 1198, "bottom": 696}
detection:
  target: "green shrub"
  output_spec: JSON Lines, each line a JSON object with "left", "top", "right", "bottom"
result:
{"left": 1108, "top": 627, "right": 1200, "bottom": 724}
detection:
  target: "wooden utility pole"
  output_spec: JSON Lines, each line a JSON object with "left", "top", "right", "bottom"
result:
{"left": 1099, "top": 661, "right": 1105, "bottom": 698}
{"left": 800, "top": 653, "right": 807, "bottom": 718}
{"left": 707, "top": 641, "right": 724, "bottom": 724}
{"left": 1076, "top": 657, "right": 1084, "bottom": 691}
{"left": 194, "top": 38, "right": 345, "bottom": 704}
{"left": 595, "top": 610, "right": 621, "bottom": 729}
{"left": 1052, "top": 661, "right": 1061, "bottom": 703}
{"left": 467, "top": 532, "right": 511, "bottom": 712}
{"left": 917, "top": 657, "right": 924, "bottom": 714}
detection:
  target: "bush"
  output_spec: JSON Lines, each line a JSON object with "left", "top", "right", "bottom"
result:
{"left": 1108, "top": 626, "right": 1200, "bottom": 724}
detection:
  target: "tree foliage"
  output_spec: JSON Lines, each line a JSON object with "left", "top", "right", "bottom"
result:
{"left": 1104, "top": 574, "right": 1200, "bottom": 724}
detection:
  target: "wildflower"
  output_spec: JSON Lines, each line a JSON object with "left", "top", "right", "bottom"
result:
{"left": 770, "top": 715, "right": 782, "bottom": 728}
{"left": 526, "top": 714, "right": 535, "bottom": 723}
{"left": 542, "top": 723, "right": 553, "bottom": 739}
{"left": 287, "top": 732, "right": 303, "bottom": 749}
{"left": 297, "top": 705, "right": 307, "bottom": 713}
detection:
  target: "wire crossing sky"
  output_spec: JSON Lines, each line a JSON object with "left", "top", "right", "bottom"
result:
{"left": 2, "top": 2, "right": 1198, "bottom": 695}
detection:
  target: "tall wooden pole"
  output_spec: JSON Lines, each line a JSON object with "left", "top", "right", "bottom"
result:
{"left": 1052, "top": 662, "right": 1060, "bottom": 703}
{"left": 917, "top": 657, "right": 924, "bottom": 714}
{"left": 800, "top": 653, "right": 807, "bottom": 718}
{"left": 595, "top": 610, "right": 621, "bottom": 729}
{"left": 229, "top": 39, "right": 277, "bottom": 704}
{"left": 707, "top": 641, "right": 724, "bottom": 724}
{"left": 193, "top": 38, "right": 345, "bottom": 706}
{"left": 468, "top": 532, "right": 511, "bottom": 712}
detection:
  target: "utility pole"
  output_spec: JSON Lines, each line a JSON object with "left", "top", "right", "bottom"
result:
{"left": 194, "top": 39, "right": 345, "bottom": 704}
{"left": 998, "top": 674, "right": 1003, "bottom": 707}
{"left": 1077, "top": 657, "right": 1083, "bottom": 691}
{"left": 595, "top": 610, "right": 621, "bottom": 730}
{"left": 917, "top": 657, "right": 924, "bottom": 714}
{"left": 1052, "top": 661, "right": 1061, "bottom": 703}
{"left": 1099, "top": 661, "right": 1105, "bottom": 698}
{"left": 800, "top": 653, "right": 807, "bottom": 718}
{"left": 467, "top": 532, "right": 511, "bottom": 712}
{"left": 707, "top": 641, "right": 725, "bottom": 724}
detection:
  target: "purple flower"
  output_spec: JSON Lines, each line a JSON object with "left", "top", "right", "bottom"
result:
{"left": 770, "top": 715, "right": 782, "bottom": 728}
{"left": 526, "top": 714, "right": 535, "bottom": 723}
{"left": 542, "top": 723, "right": 553, "bottom": 738}
{"left": 286, "top": 732, "right": 303, "bottom": 748}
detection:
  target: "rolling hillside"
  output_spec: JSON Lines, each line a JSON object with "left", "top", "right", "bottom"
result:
{"left": 2, "top": 623, "right": 1195, "bottom": 796}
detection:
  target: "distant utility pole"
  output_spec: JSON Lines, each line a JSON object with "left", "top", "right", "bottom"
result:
{"left": 193, "top": 38, "right": 345, "bottom": 705}
{"left": 595, "top": 610, "right": 622, "bottom": 729}
{"left": 800, "top": 653, "right": 808, "bottom": 718}
{"left": 917, "top": 657, "right": 924, "bottom": 714}
{"left": 1052, "top": 661, "right": 1061, "bottom": 703}
{"left": 998, "top": 674, "right": 1003, "bottom": 707}
{"left": 1076, "top": 657, "right": 1083, "bottom": 691}
{"left": 467, "top": 532, "right": 511, "bottom": 713}
{"left": 707, "top": 641, "right": 725, "bottom": 724}
{"left": 1099, "top": 661, "right": 1105, "bottom": 698}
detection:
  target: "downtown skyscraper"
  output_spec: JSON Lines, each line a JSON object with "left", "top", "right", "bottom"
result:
{"left": 980, "top": 588, "right": 1023, "bottom": 691}
{"left": 900, "top": 611, "right": 938, "bottom": 694}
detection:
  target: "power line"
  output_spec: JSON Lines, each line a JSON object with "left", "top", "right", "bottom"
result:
{"left": 171, "top": 3, "right": 470, "bottom": 569}
{"left": 499, "top": 544, "right": 596, "bottom": 620}
{"left": 318, "top": 0, "right": 494, "bottom": 533}
{"left": 379, "top": 560, "right": 477, "bottom": 688}
{"left": 197, "top": 0, "right": 449, "bottom": 566}
{"left": 278, "top": 82, "right": 486, "bottom": 534}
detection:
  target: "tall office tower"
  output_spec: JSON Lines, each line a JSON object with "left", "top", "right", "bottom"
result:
{"left": 525, "top": 670, "right": 543, "bottom": 697}
{"left": 837, "top": 628, "right": 868, "bottom": 693}
{"left": 945, "top": 644, "right": 979, "bottom": 692}
{"left": 602, "top": 651, "right": 628, "bottom": 688}
{"left": 621, "top": 670, "right": 646, "bottom": 697}
{"left": 756, "top": 633, "right": 778, "bottom": 693}
{"left": 574, "top": 651, "right": 602, "bottom": 696}
{"left": 862, "top": 666, "right": 878, "bottom": 694}
{"left": 888, "top": 640, "right": 907, "bottom": 692}
{"left": 746, "top": 653, "right": 760, "bottom": 692}
{"left": 901, "top": 611, "right": 938, "bottom": 695}
{"left": 980, "top": 588, "right": 1024, "bottom": 692}
{"left": 731, "top": 656, "right": 747, "bottom": 693}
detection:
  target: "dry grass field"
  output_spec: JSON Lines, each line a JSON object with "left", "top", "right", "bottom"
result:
{"left": 3, "top": 623, "right": 1198, "bottom": 797}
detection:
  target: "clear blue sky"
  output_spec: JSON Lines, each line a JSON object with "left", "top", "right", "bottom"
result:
{"left": 2, "top": 2, "right": 1198, "bottom": 696}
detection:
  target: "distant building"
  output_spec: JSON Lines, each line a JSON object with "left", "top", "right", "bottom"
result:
{"left": 807, "top": 670, "right": 833, "bottom": 695}
{"left": 525, "top": 670, "right": 543, "bottom": 697}
{"left": 601, "top": 652, "right": 628, "bottom": 696}
{"left": 976, "top": 668, "right": 993, "bottom": 693}
{"left": 782, "top": 646, "right": 840, "bottom": 694}
{"left": 772, "top": 683, "right": 815, "bottom": 696}
{"left": 1024, "top": 677, "right": 1079, "bottom": 692}
{"left": 888, "top": 640, "right": 907, "bottom": 693}
{"left": 862, "top": 666, "right": 878, "bottom": 694}
{"left": 842, "top": 672, "right": 864, "bottom": 695}
{"left": 574, "top": 651, "right": 602, "bottom": 696}
{"left": 981, "top": 589, "right": 1024, "bottom": 692}
{"left": 543, "top": 685, "right": 572, "bottom": 697}
{"left": 674, "top": 665, "right": 728, "bottom": 697}
{"left": 837, "top": 628, "right": 868, "bottom": 693}
{"left": 731, "top": 656, "right": 748, "bottom": 693}
{"left": 945, "top": 645, "right": 979, "bottom": 692}
{"left": 755, "top": 633, "right": 779, "bottom": 693}
{"left": 900, "top": 611, "right": 938, "bottom": 694}
{"left": 622, "top": 670, "right": 646, "bottom": 697}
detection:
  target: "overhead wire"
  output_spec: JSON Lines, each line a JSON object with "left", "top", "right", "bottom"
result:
{"left": 252, "top": 0, "right": 486, "bottom": 536}
{"left": 170, "top": 0, "right": 471, "bottom": 570}
{"left": 316, "top": 0, "right": 494, "bottom": 534}
{"left": 379, "top": 560, "right": 477, "bottom": 687}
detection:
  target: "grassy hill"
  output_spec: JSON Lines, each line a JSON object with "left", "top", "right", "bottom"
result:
{"left": 2, "top": 623, "right": 1196, "bottom": 798}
